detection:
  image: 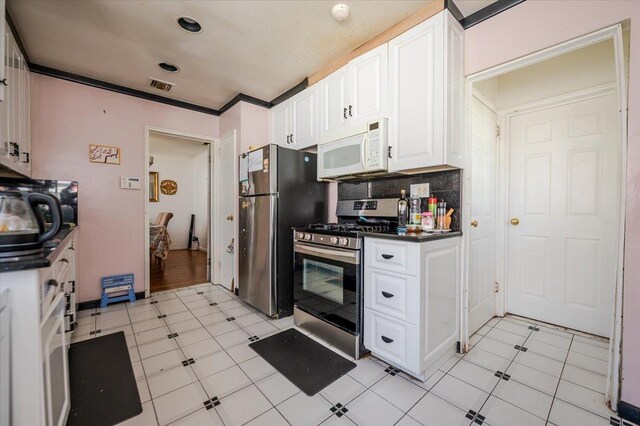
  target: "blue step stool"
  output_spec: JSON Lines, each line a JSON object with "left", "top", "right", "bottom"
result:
{"left": 100, "top": 273, "right": 135, "bottom": 308}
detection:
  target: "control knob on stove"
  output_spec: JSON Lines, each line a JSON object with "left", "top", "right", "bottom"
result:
{"left": 296, "top": 232, "right": 305, "bottom": 239}
{"left": 304, "top": 233, "right": 312, "bottom": 241}
{"left": 330, "top": 237, "right": 339, "bottom": 245}
{"left": 338, "top": 237, "right": 349, "bottom": 246}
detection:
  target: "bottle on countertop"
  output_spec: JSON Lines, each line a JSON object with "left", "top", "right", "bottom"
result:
{"left": 436, "top": 200, "right": 447, "bottom": 230}
{"left": 408, "top": 193, "right": 422, "bottom": 232}
{"left": 397, "top": 190, "right": 408, "bottom": 229}
{"left": 428, "top": 195, "right": 438, "bottom": 217}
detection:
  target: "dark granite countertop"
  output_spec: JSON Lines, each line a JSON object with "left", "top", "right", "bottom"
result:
{"left": 361, "top": 230, "right": 462, "bottom": 242}
{"left": 0, "top": 226, "right": 77, "bottom": 273}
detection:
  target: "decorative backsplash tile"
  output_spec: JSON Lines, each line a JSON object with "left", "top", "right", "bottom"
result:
{"left": 338, "top": 170, "right": 462, "bottom": 230}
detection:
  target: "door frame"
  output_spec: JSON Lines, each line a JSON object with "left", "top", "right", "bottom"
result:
{"left": 144, "top": 125, "right": 216, "bottom": 297}
{"left": 463, "top": 24, "right": 628, "bottom": 408}
{"left": 212, "top": 130, "right": 238, "bottom": 290}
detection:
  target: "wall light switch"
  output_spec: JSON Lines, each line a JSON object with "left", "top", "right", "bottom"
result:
{"left": 410, "top": 183, "right": 430, "bottom": 198}
{"left": 121, "top": 177, "right": 141, "bottom": 190}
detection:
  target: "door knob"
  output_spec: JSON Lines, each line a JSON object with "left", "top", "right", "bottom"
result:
{"left": 510, "top": 218, "right": 520, "bottom": 225}
{"left": 471, "top": 220, "right": 478, "bottom": 228}
{"left": 226, "top": 215, "right": 234, "bottom": 221}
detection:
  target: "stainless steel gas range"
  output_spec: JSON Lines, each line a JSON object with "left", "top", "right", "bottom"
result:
{"left": 292, "top": 198, "right": 397, "bottom": 358}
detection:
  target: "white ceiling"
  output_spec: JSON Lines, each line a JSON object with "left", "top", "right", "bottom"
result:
{"left": 150, "top": 132, "right": 209, "bottom": 157}
{"left": 8, "top": 0, "right": 431, "bottom": 110}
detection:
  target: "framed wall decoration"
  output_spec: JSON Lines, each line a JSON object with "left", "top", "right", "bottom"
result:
{"left": 160, "top": 179, "right": 178, "bottom": 195}
{"left": 89, "top": 144, "right": 121, "bottom": 164}
{"left": 149, "top": 172, "right": 159, "bottom": 202}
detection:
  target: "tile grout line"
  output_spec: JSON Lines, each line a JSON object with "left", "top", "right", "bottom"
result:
{"left": 544, "top": 334, "right": 575, "bottom": 424}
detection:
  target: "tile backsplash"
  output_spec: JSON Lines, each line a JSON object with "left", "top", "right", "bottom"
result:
{"left": 338, "top": 170, "right": 462, "bottom": 230}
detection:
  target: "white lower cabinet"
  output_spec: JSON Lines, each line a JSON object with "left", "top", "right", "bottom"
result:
{"left": 364, "top": 236, "right": 461, "bottom": 380}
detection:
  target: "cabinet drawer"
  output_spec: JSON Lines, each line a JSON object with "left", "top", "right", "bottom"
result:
{"left": 365, "top": 238, "right": 419, "bottom": 275}
{"left": 364, "top": 308, "right": 419, "bottom": 372}
{"left": 364, "top": 268, "right": 419, "bottom": 324}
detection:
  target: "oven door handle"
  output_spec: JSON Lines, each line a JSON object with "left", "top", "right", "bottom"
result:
{"left": 294, "top": 243, "right": 359, "bottom": 265}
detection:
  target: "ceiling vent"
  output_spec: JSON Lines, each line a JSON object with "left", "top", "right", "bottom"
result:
{"left": 149, "top": 78, "right": 175, "bottom": 92}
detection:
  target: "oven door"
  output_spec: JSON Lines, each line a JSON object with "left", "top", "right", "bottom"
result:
{"left": 293, "top": 242, "right": 361, "bottom": 335}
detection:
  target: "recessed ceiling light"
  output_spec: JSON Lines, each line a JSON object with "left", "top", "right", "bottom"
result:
{"left": 177, "top": 16, "right": 202, "bottom": 33}
{"left": 158, "top": 62, "right": 180, "bottom": 73}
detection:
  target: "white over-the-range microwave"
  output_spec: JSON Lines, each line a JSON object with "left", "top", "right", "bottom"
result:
{"left": 317, "top": 118, "right": 388, "bottom": 180}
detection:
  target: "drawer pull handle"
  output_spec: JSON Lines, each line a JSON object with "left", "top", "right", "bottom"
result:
{"left": 381, "top": 254, "right": 394, "bottom": 260}
{"left": 381, "top": 336, "right": 394, "bottom": 344}
{"left": 381, "top": 291, "right": 394, "bottom": 298}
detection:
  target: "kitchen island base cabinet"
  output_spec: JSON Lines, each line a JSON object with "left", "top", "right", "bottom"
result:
{"left": 364, "top": 236, "right": 460, "bottom": 381}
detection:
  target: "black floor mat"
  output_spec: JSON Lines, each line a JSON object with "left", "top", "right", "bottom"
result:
{"left": 249, "top": 328, "right": 356, "bottom": 396}
{"left": 67, "top": 331, "right": 141, "bottom": 426}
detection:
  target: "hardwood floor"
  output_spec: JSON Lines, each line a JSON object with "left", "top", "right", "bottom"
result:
{"left": 150, "top": 249, "right": 208, "bottom": 293}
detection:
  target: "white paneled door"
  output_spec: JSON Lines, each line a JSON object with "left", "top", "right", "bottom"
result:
{"left": 215, "top": 130, "right": 237, "bottom": 291}
{"left": 506, "top": 92, "right": 619, "bottom": 337}
{"left": 468, "top": 96, "right": 498, "bottom": 335}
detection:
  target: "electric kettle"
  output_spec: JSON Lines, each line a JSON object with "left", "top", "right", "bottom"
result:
{"left": 0, "top": 190, "right": 62, "bottom": 258}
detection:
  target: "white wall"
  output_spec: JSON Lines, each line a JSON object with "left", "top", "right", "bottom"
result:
{"left": 149, "top": 138, "right": 209, "bottom": 250}
{"left": 481, "top": 39, "right": 616, "bottom": 110}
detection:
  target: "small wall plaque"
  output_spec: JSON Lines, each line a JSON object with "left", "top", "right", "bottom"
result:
{"left": 89, "top": 144, "right": 121, "bottom": 164}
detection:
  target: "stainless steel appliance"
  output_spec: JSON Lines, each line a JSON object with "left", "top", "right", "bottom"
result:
{"left": 238, "top": 145, "right": 326, "bottom": 318}
{"left": 317, "top": 118, "right": 388, "bottom": 180}
{"left": 293, "top": 198, "right": 397, "bottom": 358}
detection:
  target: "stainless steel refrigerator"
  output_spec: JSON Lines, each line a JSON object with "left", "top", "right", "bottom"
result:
{"left": 238, "top": 144, "right": 326, "bottom": 318}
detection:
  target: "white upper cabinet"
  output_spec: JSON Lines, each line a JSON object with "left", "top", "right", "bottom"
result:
{"left": 270, "top": 85, "right": 318, "bottom": 150}
{"left": 290, "top": 86, "right": 318, "bottom": 149}
{"left": 388, "top": 11, "right": 464, "bottom": 172}
{"left": 319, "top": 65, "right": 349, "bottom": 136}
{"left": 320, "top": 44, "right": 389, "bottom": 136}
{"left": 0, "top": 24, "right": 31, "bottom": 177}
{"left": 271, "top": 100, "right": 290, "bottom": 146}
{"left": 0, "top": 0, "right": 5, "bottom": 103}
{"left": 348, "top": 44, "right": 389, "bottom": 124}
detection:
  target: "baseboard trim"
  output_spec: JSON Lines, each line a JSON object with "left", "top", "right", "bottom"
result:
{"left": 618, "top": 401, "right": 640, "bottom": 424}
{"left": 77, "top": 291, "right": 146, "bottom": 311}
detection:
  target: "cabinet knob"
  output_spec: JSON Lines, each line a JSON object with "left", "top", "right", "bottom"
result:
{"left": 0, "top": 79, "right": 6, "bottom": 86}
{"left": 471, "top": 220, "right": 478, "bottom": 228}
{"left": 343, "top": 107, "right": 347, "bottom": 119}
{"left": 381, "top": 291, "right": 394, "bottom": 298}
{"left": 381, "top": 254, "right": 394, "bottom": 260}
{"left": 226, "top": 215, "right": 234, "bottom": 221}
{"left": 348, "top": 105, "right": 352, "bottom": 117}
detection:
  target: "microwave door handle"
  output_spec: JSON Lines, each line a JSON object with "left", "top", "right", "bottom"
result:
{"left": 361, "top": 135, "right": 367, "bottom": 170}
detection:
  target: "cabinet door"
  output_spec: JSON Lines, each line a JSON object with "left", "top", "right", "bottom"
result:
{"left": 0, "top": 0, "right": 5, "bottom": 103}
{"left": 270, "top": 100, "right": 290, "bottom": 146}
{"left": 319, "top": 65, "right": 349, "bottom": 136}
{"left": 290, "top": 86, "right": 317, "bottom": 149}
{"left": 0, "top": 31, "right": 8, "bottom": 169}
{"left": 443, "top": 12, "right": 464, "bottom": 169}
{"left": 348, "top": 44, "right": 388, "bottom": 124}
{"left": 388, "top": 14, "right": 444, "bottom": 172}
{"left": 0, "top": 290, "right": 10, "bottom": 426}
{"left": 7, "top": 33, "right": 20, "bottom": 170}
{"left": 21, "top": 65, "right": 30, "bottom": 176}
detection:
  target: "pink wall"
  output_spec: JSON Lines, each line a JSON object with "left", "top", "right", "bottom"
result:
{"left": 465, "top": 0, "right": 640, "bottom": 408}
{"left": 219, "top": 101, "right": 270, "bottom": 153}
{"left": 30, "top": 74, "right": 219, "bottom": 303}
